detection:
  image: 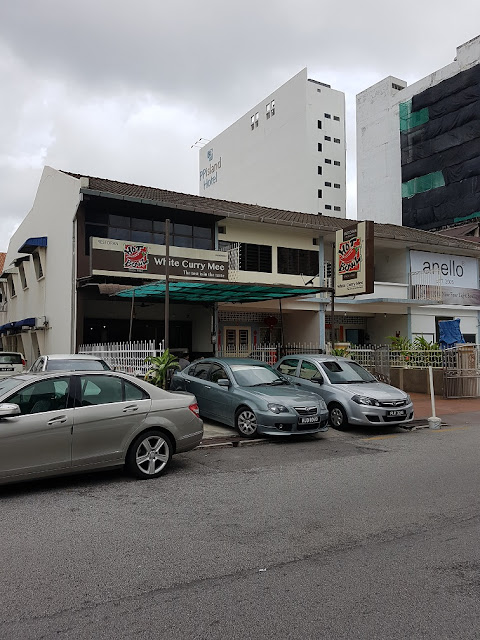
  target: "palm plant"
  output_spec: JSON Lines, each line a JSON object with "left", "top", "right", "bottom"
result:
{"left": 144, "top": 350, "right": 180, "bottom": 389}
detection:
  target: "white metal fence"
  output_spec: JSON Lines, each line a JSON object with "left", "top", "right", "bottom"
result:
{"left": 79, "top": 340, "right": 164, "bottom": 376}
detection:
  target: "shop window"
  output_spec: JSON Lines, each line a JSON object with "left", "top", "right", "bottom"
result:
{"left": 19, "top": 263, "right": 27, "bottom": 289}
{"left": 239, "top": 243, "right": 272, "bottom": 273}
{"left": 33, "top": 251, "right": 44, "bottom": 279}
{"left": 277, "top": 247, "right": 318, "bottom": 276}
{"left": 84, "top": 213, "right": 213, "bottom": 254}
{"left": 8, "top": 276, "right": 16, "bottom": 298}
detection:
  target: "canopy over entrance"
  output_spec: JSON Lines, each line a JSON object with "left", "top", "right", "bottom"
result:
{"left": 113, "top": 279, "right": 328, "bottom": 303}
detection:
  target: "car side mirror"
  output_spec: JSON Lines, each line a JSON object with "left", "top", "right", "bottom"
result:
{"left": 0, "top": 403, "right": 21, "bottom": 418}
{"left": 312, "top": 377, "right": 324, "bottom": 385}
{"left": 217, "top": 378, "right": 230, "bottom": 387}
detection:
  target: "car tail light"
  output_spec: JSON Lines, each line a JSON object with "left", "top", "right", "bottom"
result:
{"left": 189, "top": 403, "right": 200, "bottom": 418}
{"left": 22, "top": 359, "right": 26, "bottom": 367}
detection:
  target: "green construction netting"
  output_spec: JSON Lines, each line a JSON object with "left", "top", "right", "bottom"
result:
{"left": 454, "top": 210, "right": 480, "bottom": 223}
{"left": 114, "top": 280, "right": 327, "bottom": 303}
{"left": 402, "top": 171, "right": 445, "bottom": 198}
{"left": 399, "top": 100, "right": 429, "bottom": 132}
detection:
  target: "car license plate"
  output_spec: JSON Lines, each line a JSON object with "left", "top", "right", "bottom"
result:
{"left": 387, "top": 409, "right": 406, "bottom": 417}
{"left": 0, "top": 367, "right": 13, "bottom": 371}
{"left": 299, "top": 415, "right": 319, "bottom": 425}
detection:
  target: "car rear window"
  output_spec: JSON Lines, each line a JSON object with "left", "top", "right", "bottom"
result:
{"left": 46, "top": 359, "right": 111, "bottom": 371}
{"left": 0, "top": 354, "right": 23, "bottom": 364}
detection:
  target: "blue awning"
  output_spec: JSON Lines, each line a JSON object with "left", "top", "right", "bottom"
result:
{"left": 0, "top": 317, "right": 36, "bottom": 334}
{"left": 18, "top": 237, "right": 48, "bottom": 254}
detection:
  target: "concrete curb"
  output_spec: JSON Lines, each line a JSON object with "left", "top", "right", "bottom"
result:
{"left": 197, "top": 437, "right": 267, "bottom": 449}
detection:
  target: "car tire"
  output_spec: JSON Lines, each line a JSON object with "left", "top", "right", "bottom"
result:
{"left": 126, "top": 430, "right": 173, "bottom": 479}
{"left": 329, "top": 403, "right": 348, "bottom": 430}
{"left": 235, "top": 407, "right": 259, "bottom": 438}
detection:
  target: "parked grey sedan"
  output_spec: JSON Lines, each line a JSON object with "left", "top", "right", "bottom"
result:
{"left": 0, "top": 371, "right": 203, "bottom": 486}
{"left": 170, "top": 357, "right": 329, "bottom": 437}
{"left": 275, "top": 355, "right": 413, "bottom": 429}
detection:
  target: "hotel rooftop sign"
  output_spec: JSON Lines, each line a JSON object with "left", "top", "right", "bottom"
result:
{"left": 90, "top": 238, "right": 229, "bottom": 281}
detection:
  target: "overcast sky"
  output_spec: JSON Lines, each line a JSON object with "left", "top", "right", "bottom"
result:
{"left": 0, "top": 1, "right": 479, "bottom": 252}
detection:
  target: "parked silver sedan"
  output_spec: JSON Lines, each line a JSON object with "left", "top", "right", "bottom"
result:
{"left": 29, "top": 354, "right": 112, "bottom": 372}
{"left": 275, "top": 355, "right": 413, "bottom": 429}
{"left": 0, "top": 371, "right": 203, "bottom": 486}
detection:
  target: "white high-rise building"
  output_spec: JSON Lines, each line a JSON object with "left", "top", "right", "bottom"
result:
{"left": 357, "top": 35, "right": 480, "bottom": 230}
{"left": 199, "top": 68, "right": 346, "bottom": 217}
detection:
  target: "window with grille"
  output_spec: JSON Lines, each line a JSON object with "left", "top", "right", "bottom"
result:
{"left": 277, "top": 247, "right": 318, "bottom": 276}
{"left": 239, "top": 243, "right": 272, "bottom": 273}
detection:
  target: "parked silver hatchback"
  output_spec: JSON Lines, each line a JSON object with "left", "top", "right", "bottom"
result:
{"left": 0, "top": 352, "right": 27, "bottom": 377}
{"left": 0, "top": 371, "right": 203, "bottom": 486}
{"left": 275, "top": 355, "right": 413, "bottom": 429}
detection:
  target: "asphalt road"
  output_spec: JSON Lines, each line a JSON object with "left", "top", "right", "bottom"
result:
{"left": 1, "top": 415, "right": 479, "bottom": 639}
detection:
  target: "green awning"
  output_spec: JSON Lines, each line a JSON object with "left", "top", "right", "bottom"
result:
{"left": 114, "top": 279, "right": 327, "bottom": 303}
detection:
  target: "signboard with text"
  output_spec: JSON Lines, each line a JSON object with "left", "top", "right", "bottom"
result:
{"left": 335, "top": 221, "right": 374, "bottom": 297}
{"left": 90, "top": 238, "right": 229, "bottom": 281}
{"left": 410, "top": 250, "right": 480, "bottom": 305}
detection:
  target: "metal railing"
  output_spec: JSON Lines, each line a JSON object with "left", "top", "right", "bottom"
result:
{"left": 79, "top": 340, "right": 164, "bottom": 376}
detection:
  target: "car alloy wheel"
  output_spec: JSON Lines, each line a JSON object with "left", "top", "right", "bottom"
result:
{"left": 127, "top": 430, "right": 172, "bottom": 479}
{"left": 329, "top": 404, "right": 348, "bottom": 430}
{"left": 236, "top": 408, "right": 258, "bottom": 438}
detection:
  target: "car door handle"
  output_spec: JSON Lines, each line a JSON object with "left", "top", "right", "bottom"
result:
{"left": 123, "top": 405, "right": 139, "bottom": 413}
{"left": 47, "top": 416, "right": 67, "bottom": 425}
{"left": 204, "top": 386, "right": 211, "bottom": 390}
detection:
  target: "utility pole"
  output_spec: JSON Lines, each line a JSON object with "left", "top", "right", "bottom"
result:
{"left": 164, "top": 219, "right": 170, "bottom": 350}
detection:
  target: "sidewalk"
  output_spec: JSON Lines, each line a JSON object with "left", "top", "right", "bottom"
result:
{"left": 409, "top": 392, "right": 480, "bottom": 419}
{"left": 200, "top": 393, "right": 480, "bottom": 445}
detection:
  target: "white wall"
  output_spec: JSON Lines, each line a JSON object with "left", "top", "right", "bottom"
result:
{"left": 199, "top": 69, "right": 346, "bottom": 217}
{"left": 3, "top": 167, "right": 83, "bottom": 354}
{"left": 357, "top": 35, "right": 480, "bottom": 225}
{"left": 366, "top": 314, "right": 408, "bottom": 345}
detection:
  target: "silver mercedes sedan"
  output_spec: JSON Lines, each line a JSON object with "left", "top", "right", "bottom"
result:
{"left": 0, "top": 371, "right": 203, "bottom": 486}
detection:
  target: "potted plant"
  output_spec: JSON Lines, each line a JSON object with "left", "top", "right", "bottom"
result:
{"left": 144, "top": 350, "right": 180, "bottom": 389}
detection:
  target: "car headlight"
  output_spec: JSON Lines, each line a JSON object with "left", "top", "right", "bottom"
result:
{"left": 352, "top": 395, "right": 380, "bottom": 406}
{"left": 318, "top": 398, "right": 327, "bottom": 409}
{"left": 267, "top": 403, "right": 289, "bottom": 414}
{"left": 405, "top": 394, "right": 411, "bottom": 404}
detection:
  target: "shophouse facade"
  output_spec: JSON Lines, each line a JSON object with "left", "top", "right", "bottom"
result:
{"left": 199, "top": 68, "right": 347, "bottom": 218}
{"left": 2, "top": 167, "right": 480, "bottom": 366}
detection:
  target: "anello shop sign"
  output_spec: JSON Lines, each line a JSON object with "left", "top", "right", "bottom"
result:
{"left": 410, "top": 251, "right": 478, "bottom": 289}
{"left": 91, "top": 238, "right": 228, "bottom": 281}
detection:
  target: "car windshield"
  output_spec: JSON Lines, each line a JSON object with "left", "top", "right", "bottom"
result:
{"left": 46, "top": 359, "right": 111, "bottom": 371}
{"left": 0, "top": 377, "right": 26, "bottom": 397}
{"left": 320, "top": 360, "right": 377, "bottom": 384}
{"left": 230, "top": 364, "right": 288, "bottom": 387}
{"left": 0, "top": 354, "right": 22, "bottom": 364}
